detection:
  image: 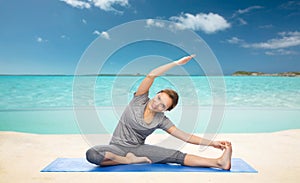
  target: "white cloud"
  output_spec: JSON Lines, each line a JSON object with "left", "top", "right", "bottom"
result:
{"left": 93, "top": 30, "right": 110, "bottom": 39}
{"left": 238, "top": 6, "right": 263, "bottom": 14}
{"left": 93, "top": 30, "right": 101, "bottom": 35}
{"left": 227, "top": 37, "right": 244, "bottom": 44}
{"left": 100, "top": 31, "right": 110, "bottom": 39}
{"left": 170, "top": 13, "right": 231, "bottom": 34}
{"left": 244, "top": 31, "right": 300, "bottom": 49}
{"left": 228, "top": 32, "right": 300, "bottom": 50}
{"left": 265, "top": 49, "right": 297, "bottom": 56}
{"left": 37, "top": 37, "right": 43, "bottom": 42}
{"left": 259, "top": 24, "right": 273, "bottom": 29}
{"left": 60, "top": 0, "right": 91, "bottom": 9}
{"left": 82, "top": 19, "right": 87, "bottom": 24}
{"left": 231, "top": 6, "right": 263, "bottom": 26}
{"left": 146, "top": 19, "right": 165, "bottom": 28}
{"left": 60, "top": 35, "right": 70, "bottom": 40}
{"left": 233, "top": 6, "right": 263, "bottom": 17}
{"left": 92, "top": 0, "right": 129, "bottom": 12}
{"left": 227, "top": 32, "right": 300, "bottom": 55}
{"left": 61, "top": 0, "right": 129, "bottom": 12}
{"left": 279, "top": 1, "right": 300, "bottom": 10}
{"left": 237, "top": 18, "right": 247, "bottom": 25}
{"left": 36, "top": 37, "right": 47, "bottom": 43}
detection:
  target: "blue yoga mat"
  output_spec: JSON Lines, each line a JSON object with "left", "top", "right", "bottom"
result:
{"left": 41, "top": 158, "right": 257, "bottom": 173}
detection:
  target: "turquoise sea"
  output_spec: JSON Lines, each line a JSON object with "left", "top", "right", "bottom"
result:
{"left": 0, "top": 76, "right": 299, "bottom": 134}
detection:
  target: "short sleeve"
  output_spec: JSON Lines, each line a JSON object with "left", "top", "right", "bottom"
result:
{"left": 130, "top": 92, "right": 150, "bottom": 105}
{"left": 159, "top": 116, "right": 175, "bottom": 131}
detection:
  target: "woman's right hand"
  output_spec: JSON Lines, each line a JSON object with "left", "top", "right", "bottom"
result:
{"left": 174, "top": 54, "right": 195, "bottom": 65}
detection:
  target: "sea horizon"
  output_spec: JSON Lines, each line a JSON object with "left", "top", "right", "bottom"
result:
{"left": 0, "top": 71, "right": 300, "bottom": 77}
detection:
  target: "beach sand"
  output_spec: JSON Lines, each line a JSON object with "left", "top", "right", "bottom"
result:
{"left": 1, "top": 130, "right": 299, "bottom": 183}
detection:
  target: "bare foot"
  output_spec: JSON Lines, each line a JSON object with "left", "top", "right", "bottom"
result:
{"left": 126, "top": 153, "right": 152, "bottom": 164}
{"left": 217, "top": 143, "right": 232, "bottom": 170}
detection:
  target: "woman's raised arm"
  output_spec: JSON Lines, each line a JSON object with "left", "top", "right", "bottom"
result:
{"left": 135, "top": 55, "right": 195, "bottom": 96}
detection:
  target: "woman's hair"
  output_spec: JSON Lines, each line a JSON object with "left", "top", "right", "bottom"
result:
{"left": 157, "top": 89, "right": 179, "bottom": 111}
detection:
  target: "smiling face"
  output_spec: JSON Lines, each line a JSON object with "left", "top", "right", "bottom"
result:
{"left": 149, "top": 92, "right": 173, "bottom": 112}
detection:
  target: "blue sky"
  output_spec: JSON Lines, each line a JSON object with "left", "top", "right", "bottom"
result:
{"left": 0, "top": 0, "right": 299, "bottom": 75}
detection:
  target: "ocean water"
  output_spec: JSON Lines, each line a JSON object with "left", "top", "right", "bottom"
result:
{"left": 0, "top": 76, "right": 299, "bottom": 134}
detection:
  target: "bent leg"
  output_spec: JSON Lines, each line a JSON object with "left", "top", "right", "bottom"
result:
{"left": 101, "top": 152, "right": 151, "bottom": 166}
{"left": 86, "top": 145, "right": 125, "bottom": 165}
{"left": 86, "top": 145, "right": 151, "bottom": 166}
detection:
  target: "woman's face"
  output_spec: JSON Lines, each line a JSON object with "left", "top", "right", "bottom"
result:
{"left": 149, "top": 92, "right": 172, "bottom": 112}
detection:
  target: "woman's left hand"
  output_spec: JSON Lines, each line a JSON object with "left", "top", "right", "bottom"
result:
{"left": 174, "top": 54, "right": 196, "bottom": 65}
{"left": 210, "top": 141, "right": 231, "bottom": 150}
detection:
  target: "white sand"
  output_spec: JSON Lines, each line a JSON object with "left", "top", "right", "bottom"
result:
{"left": 1, "top": 130, "right": 300, "bottom": 183}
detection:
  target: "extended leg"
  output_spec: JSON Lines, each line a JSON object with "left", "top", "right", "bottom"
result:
{"left": 183, "top": 143, "right": 232, "bottom": 170}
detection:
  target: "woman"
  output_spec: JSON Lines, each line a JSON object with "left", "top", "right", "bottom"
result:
{"left": 86, "top": 55, "right": 232, "bottom": 170}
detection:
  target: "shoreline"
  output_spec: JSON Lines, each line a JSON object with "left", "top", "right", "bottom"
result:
{"left": 1, "top": 129, "right": 300, "bottom": 183}
{"left": 1, "top": 107, "right": 299, "bottom": 134}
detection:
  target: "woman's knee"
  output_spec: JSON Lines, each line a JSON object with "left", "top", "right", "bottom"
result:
{"left": 86, "top": 147, "right": 105, "bottom": 165}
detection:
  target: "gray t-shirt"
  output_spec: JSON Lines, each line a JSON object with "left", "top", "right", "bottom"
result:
{"left": 110, "top": 92, "right": 174, "bottom": 147}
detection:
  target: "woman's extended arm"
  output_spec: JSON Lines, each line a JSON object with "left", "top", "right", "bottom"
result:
{"left": 135, "top": 55, "right": 195, "bottom": 96}
{"left": 167, "top": 125, "right": 229, "bottom": 150}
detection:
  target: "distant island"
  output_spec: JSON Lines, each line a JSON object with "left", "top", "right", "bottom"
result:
{"left": 232, "top": 71, "right": 300, "bottom": 77}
